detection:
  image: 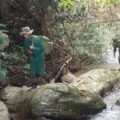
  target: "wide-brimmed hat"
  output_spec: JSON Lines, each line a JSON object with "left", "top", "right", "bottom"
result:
{"left": 20, "top": 26, "right": 34, "bottom": 35}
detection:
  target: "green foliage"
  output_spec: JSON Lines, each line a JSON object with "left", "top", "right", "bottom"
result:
{"left": 0, "top": 24, "right": 8, "bottom": 33}
{"left": 56, "top": 6, "right": 87, "bottom": 23}
{"left": 54, "top": 0, "right": 120, "bottom": 63}
{"left": 0, "top": 56, "right": 7, "bottom": 81}
{"left": 104, "top": 0, "right": 118, "bottom": 4}
{"left": 58, "top": 0, "right": 74, "bottom": 9}
{"left": 58, "top": 21, "right": 117, "bottom": 61}
{"left": 70, "top": 25, "right": 105, "bottom": 58}
{"left": 23, "top": 64, "right": 30, "bottom": 75}
{"left": 0, "top": 69, "right": 6, "bottom": 80}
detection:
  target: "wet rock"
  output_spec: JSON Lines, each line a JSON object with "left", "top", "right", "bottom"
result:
{"left": 71, "top": 69, "right": 120, "bottom": 96}
{"left": 30, "top": 84, "right": 105, "bottom": 119}
{"left": 1, "top": 84, "right": 105, "bottom": 119}
{"left": 0, "top": 101, "right": 10, "bottom": 120}
{"left": 116, "top": 100, "right": 120, "bottom": 105}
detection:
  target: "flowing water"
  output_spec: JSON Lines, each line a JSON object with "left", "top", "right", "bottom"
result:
{"left": 88, "top": 48, "right": 120, "bottom": 120}
{"left": 88, "top": 88, "right": 120, "bottom": 120}
{"left": 75, "top": 48, "right": 120, "bottom": 120}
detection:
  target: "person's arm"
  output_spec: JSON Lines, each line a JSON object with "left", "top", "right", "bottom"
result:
{"left": 24, "top": 41, "right": 33, "bottom": 55}
{"left": 33, "top": 37, "right": 44, "bottom": 56}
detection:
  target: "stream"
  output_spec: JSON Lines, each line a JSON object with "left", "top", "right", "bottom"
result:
{"left": 74, "top": 48, "right": 120, "bottom": 120}
{"left": 87, "top": 48, "right": 120, "bottom": 120}
{"left": 88, "top": 87, "right": 120, "bottom": 120}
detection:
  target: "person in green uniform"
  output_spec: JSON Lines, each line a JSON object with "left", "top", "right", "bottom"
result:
{"left": 20, "top": 26, "right": 45, "bottom": 88}
{"left": 113, "top": 38, "right": 120, "bottom": 64}
{"left": 0, "top": 35, "right": 8, "bottom": 88}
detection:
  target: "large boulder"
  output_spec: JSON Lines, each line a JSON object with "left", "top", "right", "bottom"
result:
{"left": 71, "top": 69, "right": 120, "bottom": 96}
{"left": 1, "top": 84, "right": 105, "bottom": 119}
{"left": 0, "top": 101, "right": 10, "bottom": 120}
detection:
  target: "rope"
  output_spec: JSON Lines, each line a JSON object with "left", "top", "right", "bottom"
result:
{"left": 65, "top": 19, "right": 120, "bottom": 31}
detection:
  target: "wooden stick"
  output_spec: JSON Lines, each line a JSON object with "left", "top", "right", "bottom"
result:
{"left": 53, "top": 56, "right": 72, "bottom": 82}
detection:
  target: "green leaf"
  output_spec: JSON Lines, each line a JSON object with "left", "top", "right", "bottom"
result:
{"left": 58, "top": 0, "right": 74, "bottom": 9}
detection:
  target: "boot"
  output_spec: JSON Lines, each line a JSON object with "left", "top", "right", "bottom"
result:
{"left": 27, "top": 83, "right": 33, "bottom": 87}
{"left": 38, "top": 77, "right": 47, "bottom": 85}
{"left": 31, "top": 82, "right": 37, "bottom": 89}
{"left": 30, "top": 76, "right": 37, "bottom": 89}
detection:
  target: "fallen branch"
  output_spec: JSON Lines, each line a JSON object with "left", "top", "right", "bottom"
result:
{"left": 51, "top": 56, "right": 72, "bottom": 82}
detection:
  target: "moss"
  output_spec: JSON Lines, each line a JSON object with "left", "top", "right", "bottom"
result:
{"left": 88, "top": 97, "right": 106, "bottom": 109}
{"left": 94, "top": 70, "right": 120, "bottom": 96}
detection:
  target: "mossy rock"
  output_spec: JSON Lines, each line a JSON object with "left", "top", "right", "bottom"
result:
{"left": 1, "top": 84, "right": 105, "bottom": 119}
{"left": 0, "top": 101, "right": 10, "bottom": 120}
{"left": 71, "top": 69, "right": 120, "bottom": 96}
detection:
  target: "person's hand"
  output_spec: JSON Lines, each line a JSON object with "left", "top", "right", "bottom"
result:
{"left": 29, "top": 45, "right": 34, "bottom": 50}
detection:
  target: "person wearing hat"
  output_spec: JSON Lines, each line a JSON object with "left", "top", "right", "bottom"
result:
{"left": 113, "top": 38, "right": 120, "bottom": 64}
{"left": 20, "top": 26, "right": 45, "bottom": 88}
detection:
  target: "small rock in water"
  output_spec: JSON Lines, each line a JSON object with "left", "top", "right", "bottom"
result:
{"left": 116, "top": 100, "right": 120, "bottom": 105}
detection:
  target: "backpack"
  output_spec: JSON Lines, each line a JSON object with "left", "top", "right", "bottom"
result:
{"left": 32, "top": 35, "right": 53, "bottom": 55}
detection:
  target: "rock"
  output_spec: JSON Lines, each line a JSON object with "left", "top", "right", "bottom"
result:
{"left": 0, "top": 101, "right": 10, "bottom": 120}
{"left": 61, "top": 73, "right": 77, "bottom": 83}
{"left": 1, "top": 86, "right": 33, "bottom": 113}
{"left": 1, "top": 84, "right": 105, "bottom": 119}
{"left": 30, "top": 84, "right": 105, "bottom": 119}
{"left": 71, "top": 69, "right": 120, "bottom": 96}
{"left": 116, "top": 99, "right": 120, "bottom": 105}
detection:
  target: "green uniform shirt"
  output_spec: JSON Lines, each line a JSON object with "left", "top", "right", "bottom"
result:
{"left": 24, "top": 35, "right": 45, "bottom": 76}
